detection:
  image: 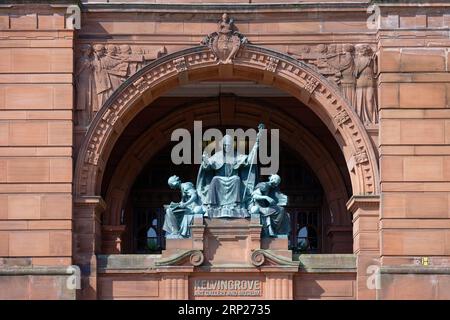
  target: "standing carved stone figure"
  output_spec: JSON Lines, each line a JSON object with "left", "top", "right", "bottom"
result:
{"left": 119, "top": 44, "right": 140, "bottom": 76}
{"left": 92, "top": 44, "right": 112, "bottom": 108}
{"left": 163, "top": 175, "right": 203, "bottom": 239}
{"left": 354, "top": 44, "right": 378, "bottom": 124}
{"left": 338, "top": 44, "right": 356, "bottom": 107}
{"left": 75, "top": 44, "right": 96, "bottom": 126}
{"left": 91, "top": 44, "right": 127, "bottom": 107}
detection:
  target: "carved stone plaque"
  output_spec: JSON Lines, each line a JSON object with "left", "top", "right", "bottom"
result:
{"left": 192, "top": 279, "right": 262, "bottom": 297}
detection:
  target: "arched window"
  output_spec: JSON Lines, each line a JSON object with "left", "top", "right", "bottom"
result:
{"left": 133, "top": 208, "right": 165, "bottom": 253}
{"left": 290, "top": 212, "right": 320, "bottom": 253}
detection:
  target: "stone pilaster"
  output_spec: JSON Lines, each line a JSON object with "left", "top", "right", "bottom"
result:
{"left": 347, "top": 195, "right": 380, "bottom": 300}
{"left": 161, "top": 273, "right": 189, "bottom": 300}
{"left": 73, "top": 196, "right": 105, "bottom": 300}
{"left": 264, "top": 273, "right": 293, "bottom": 300}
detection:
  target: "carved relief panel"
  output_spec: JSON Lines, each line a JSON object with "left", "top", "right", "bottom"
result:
{"left": 288, "top": 43, "right": 379, "bottom": 125}
{"left": 75, "top": 44, "right": 167, "bottom": 127}
{"left": 74, "top": 14, "right": 378, "bottom": 129}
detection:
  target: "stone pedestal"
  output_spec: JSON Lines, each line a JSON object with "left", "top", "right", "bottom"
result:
{"left": 203, "top": 215, "right": 262, "bottom": 265}
{"left": 154, "top": 213, "right": 299, "bottom": 299}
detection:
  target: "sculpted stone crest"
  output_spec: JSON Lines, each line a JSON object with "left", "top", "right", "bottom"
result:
{"left": 201, "top": 13, "right": 248, "bottom": 64}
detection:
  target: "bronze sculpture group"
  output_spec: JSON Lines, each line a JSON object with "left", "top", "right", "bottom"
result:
{"left": 163, "top": 125, "right": 290, "bottom": 239}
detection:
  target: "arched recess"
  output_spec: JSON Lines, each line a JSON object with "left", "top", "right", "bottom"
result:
{"left": 103, "top": 100, "right": 351, "bottom": 232}
{"left": 74, "top": 45, "right": 379, "bottom": 200}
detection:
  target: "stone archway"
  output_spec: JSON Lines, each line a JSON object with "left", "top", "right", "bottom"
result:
{"left": 74, "top": 45, "right": 378, "bottom": 199}
{"left": 72, "top": 44, "right": 379, "bottom": 299}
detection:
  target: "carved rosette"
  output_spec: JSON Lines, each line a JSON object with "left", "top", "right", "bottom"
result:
{"left": 189, "top": 250, "right": 205, "bottom": 266}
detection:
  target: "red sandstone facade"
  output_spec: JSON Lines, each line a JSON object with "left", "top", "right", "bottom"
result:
{"left": 0, "top": 0, "right": 450, "bottom": 300}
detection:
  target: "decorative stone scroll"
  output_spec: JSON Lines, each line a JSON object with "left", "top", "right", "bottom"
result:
{"left": 201, "top": 13, "right": 248, "bottom": 64}
{"left": 250, "top": 249, "right": 299, "bottom": 267}
{"left": 155, "top": 249, "right": 205, "bottom": 267}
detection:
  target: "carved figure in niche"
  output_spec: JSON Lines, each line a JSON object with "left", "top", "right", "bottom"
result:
{"left": 250, "top": 174, "right": 290, "bottom": 237}
{"left": 201, "top": 13, "right": 248, "bottom": 64}
{"left": 354, "top": 44, "right": 378, "bottom": 124}
{"left": 92, "top": 44, "right": 116, "bottom": 107}
{"left": 337, "top": 44, "right": 356, "bottom": 106}
{"left": 163, "top": 175, "right": 203, "bottom": 239}
{"left": 75, "top": 44, "right": 96, "bottom": 126}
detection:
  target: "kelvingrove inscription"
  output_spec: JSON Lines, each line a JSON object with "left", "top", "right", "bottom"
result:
{"left": 193, "top": 279, "right": 262, "bottom": 297}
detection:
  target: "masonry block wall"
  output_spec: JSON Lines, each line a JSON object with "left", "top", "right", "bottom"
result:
{"left": 378, "top": 6, "right": 450, "bottom": 299}
{"left": 0, "top": 4, "right": 74, "bottom": 299}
